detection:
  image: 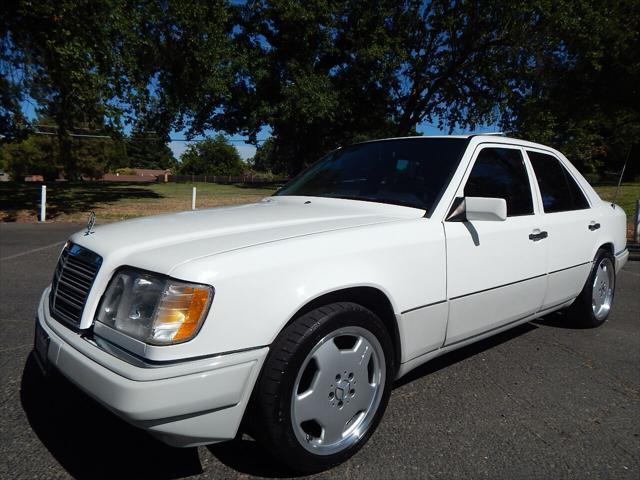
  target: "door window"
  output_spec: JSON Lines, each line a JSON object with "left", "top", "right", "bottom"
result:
{"left": 464, "top": 147, "right": 534, "bottom": 216}
{"left": 527, "top": 151, "right": 590, "bottom": 213}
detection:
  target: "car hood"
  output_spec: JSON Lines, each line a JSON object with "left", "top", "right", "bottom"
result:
{"left": 70, "top": 196, "right": 425, "bottom": 277}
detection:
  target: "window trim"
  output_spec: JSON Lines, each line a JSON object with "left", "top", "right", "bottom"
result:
{"left": 523, "top": 147, "right": 592, "bottom": 214}
{"left": 445, "top": 143, "right": 538, "bottom": 220}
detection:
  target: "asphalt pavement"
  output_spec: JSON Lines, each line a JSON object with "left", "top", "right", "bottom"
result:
{"left": 1, "top": 222, "right": 638, "bottom": 480}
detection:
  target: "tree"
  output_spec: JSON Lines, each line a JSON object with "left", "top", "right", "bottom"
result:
{"left": 501, "top": 0, "right": 640, "bottom": 177}
{"left": 138, "top": 1, "right": 238, "bottom": 137}
{"left": 0, "top": 64, "right": 28, "bottom": 141}
{"left": 126, "top": 128, "right": 176, "bottom": 170}
{"left": 250, "top": 138, "right": 288, "bottom": 175}
{"left": 0, "top": 130, "right": 131, "bottom": 180}
{"left": 160, "top": 0, "right": 637, "bottom": 177}
{"left": 179, "top": 134, "right": 245, "bottom": 176}
{"left": 0, "top": 134, "right": 59, "bottom": 181}
{"left": 72, "top": 135, "right": 128, "bottom": 179}
{"left": 0, "top": 3, "right": 29, "bottom": 140}
{"left": 169, "top": 0, "right": 545, "bottom": 175}
{"left": 4, "top": 1, "right": 136, "bottom": 177}
{"left": 4, "top": 0, "right": 637, "bottom": 180}
{"left": 2, "top": 1, "right": 234, "bottom": 178}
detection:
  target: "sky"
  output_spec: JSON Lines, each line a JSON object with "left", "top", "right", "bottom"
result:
{"left": 22, "top": 98, "right": 263, "bottom": 161}
{"left": 22, "top": 99, "right": 501, "bottom": 163}
{"left": 168, "top": 122, "right": 502, "bottom": 162}
{"left": 167, "top": 129, "right": 269, "bottom": 161}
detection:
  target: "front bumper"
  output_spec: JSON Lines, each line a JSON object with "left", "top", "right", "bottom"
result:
{"left": 36, "top": 288, "right": 268, "bottom": 447}
{"left": 615, "top": 248, "right": 629, "bottom": 273}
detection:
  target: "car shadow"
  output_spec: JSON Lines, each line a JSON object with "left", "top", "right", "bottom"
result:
{"left": 207, "top": 437, "right": 302, "bottom": 478}
{"left": 20, "top": 353, "right": 203, "bottom": 480}
{"left": 532, "top": 309, "right": 588, "bottom": 329}
{"left": 394, "top": 322, "right": 538, "bottom": 389}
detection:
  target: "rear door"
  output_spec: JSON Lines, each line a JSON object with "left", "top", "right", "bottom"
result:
{"left": 443, "top": 144, "right": 547, "bottom": 345}
{"left": 525, "top": 149, "right": 597, "bottom": 309}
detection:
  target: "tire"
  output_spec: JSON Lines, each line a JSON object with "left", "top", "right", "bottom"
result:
{"left": 568, "top": 248, "right": 616, "bottom": 328}
{"left": 252, "top": 302, "right": 395, "bottom": 473}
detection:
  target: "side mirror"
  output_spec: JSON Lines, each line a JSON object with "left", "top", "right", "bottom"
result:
{"left": 447, "top": 196, "right": 507, "bottom": 222}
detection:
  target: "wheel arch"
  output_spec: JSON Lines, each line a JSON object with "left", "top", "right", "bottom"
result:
{"left": 283, "top": 286, "right": 402, "bottom": 373}
{"left": 598, "top": 242, "right": 615, "bottom": 256}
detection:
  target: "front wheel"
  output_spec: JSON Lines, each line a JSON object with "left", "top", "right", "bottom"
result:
{"left": 569, "top": 248, "right": 616, "bottom": 328}
{"left": 252, "top": 302, "right": 394, "bottom": 473}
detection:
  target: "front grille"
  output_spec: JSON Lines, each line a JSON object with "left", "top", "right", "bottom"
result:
{"left": 50, "top": 243, "right": 102, "bottom": 328}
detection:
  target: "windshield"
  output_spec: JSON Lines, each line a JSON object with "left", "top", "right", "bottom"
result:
{"left": 275, "top": 138, "right": 469, "bottom": 214}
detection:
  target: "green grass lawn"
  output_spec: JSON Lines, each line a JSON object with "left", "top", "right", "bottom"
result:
{"left": 1, "top": 180, "right": 638, "bottom": 238}
{"left": 593, "top": 182, "right": 639, "bottom": 238}
{"left": 0, "top": 181, "right": 278, "bottom": 222}
{"left": 593, "top": 182, "right": 639, "bottom": 216}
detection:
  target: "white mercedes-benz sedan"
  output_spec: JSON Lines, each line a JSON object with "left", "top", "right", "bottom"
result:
{"left": 34, "top": 135, "right": 629, "bottom": 472}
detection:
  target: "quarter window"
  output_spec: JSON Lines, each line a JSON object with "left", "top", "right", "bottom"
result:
{"left": 464, "top": 147, "right": 534, "bottom": 216}
{"left": 527, "top": 151, "right": 590, "bottom": 213}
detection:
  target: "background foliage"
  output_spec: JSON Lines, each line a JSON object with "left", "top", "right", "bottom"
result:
{"left": 1, "top": 0, "right": 638, "bottom": 180}
{"left": 178, "top": 134, "right": 245, "bottom": 176}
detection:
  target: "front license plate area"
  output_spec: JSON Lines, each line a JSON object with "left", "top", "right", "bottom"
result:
{"left": 34, "top": 321, "right": 50, "bottom": 374}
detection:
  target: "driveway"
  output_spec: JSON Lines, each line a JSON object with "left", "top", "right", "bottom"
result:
{"left": 1, "top": 223, "right": 638, "bottom": 479}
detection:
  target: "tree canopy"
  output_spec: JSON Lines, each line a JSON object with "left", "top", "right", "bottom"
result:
{"left": 502, "top": 0, "right": 640, "bottom": 177}
{"left": 126, "top": 129, "right": 176, "bottom": 171}
{"left": 1, "top": 0, "right": 638, "bottom": 179}
{"left": 210, "top": 0, "right": 546, "bottom": 174}
{"left": 178, "top": 134, "right": 245, "bottom": 176}
{"left": 0, "top": 117, "right": 176, "bottom": 180}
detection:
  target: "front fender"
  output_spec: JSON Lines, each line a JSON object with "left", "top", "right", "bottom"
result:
{"left": 161, "top": 219, "right": 447, "bottom": 362}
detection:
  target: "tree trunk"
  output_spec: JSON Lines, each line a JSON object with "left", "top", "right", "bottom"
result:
{"left": 57, "top": 126, "right": 77, "bottom": 180}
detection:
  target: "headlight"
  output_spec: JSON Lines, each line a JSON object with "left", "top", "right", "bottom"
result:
{"left": 96, "top": 268, "right": 213, "bottom": 345}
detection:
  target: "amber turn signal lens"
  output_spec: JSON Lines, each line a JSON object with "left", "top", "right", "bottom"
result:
{"left": 173, "top": 287, "right": 210, "bottom": 341}
{"left": 152, "top": 284, "right": 213, "bottom": 344}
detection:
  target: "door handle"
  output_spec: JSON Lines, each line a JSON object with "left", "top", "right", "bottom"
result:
{"left": 529, "top": 231, "right": 548, "bottom": 241}
{"left": 588, "top": 223, "right": 601, "bottom": 231}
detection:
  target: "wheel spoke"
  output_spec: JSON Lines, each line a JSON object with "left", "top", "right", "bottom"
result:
{"left": 294, "top": 389, "right": 325, "bottom": 423}
{"left": 320, "top": 414, "right": 348, "bottom": 445}
{"left": 351, "top": 380, "right": 377, "bottom": 413}
{"left": 313, "top": 338, "right": 344, "bottom": 373}
{"left": 593, "top": 267, "right": 602, "bottom": 289}
{"left": 343, "top": 337, "right": 374, "bottom": 380}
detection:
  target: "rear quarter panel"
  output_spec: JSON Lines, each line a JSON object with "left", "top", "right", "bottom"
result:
{"left": 592, "top": 201, "right": 628, "bottom": 257}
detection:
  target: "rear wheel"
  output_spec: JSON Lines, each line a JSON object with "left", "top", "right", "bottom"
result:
{"left": 253, "top": 302, "right": 394, "bottom": 473}
{"left": 568, "top": 248, "right": 616, "bottom": 328}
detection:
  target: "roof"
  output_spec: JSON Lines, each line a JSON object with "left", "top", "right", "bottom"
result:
{"left": 341, "top": 133, "right": 564, "bottom": 159}
{"left": 353, "top": 132, "right": 506, "bottom": 144}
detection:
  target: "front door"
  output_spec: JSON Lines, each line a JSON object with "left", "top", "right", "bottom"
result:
{"left": 444, "top": 145, "right": 547, "bottom": 345}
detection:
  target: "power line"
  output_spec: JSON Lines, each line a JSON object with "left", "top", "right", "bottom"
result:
{"left": 32, "top": 130, "right": 268, "bottom": 143}
{"left": 169, "top": 137, "right": 268, "bottom": 143}
{"left": 34, "top": 131, "right": 113, "bottom": 139}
